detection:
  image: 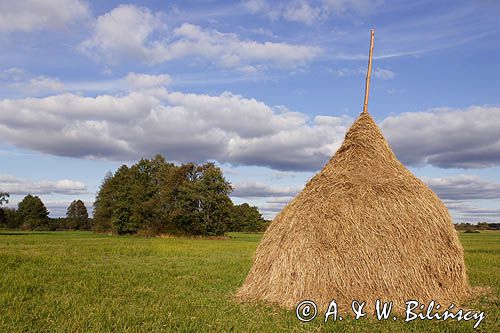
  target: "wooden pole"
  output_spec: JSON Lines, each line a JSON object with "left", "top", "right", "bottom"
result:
{"left": 362, "top": 29, "right": 375, "bottom": 114}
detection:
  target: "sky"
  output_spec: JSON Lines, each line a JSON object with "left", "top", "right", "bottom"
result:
{"left": 0, "top": 0, "right": 499, "bottom": 222}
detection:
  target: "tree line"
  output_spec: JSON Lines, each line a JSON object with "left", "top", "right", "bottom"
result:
{"left": 0, "top": 155, "right": 269, "bottom": 235}
{"left": 0, "top": 193, "right": 90, "bottom": 231}
{"left": 454, "top": 222, "right": 500, "bottom": 232}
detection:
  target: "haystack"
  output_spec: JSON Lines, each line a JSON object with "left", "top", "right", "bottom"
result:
{"left": 237, "top": 31, "right": 469, "bottom": 312}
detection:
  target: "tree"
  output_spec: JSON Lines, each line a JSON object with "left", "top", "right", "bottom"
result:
{"left": 17, "top": 195, "right": 49, "bottom": 230}
{"left": 230, "top": 203, "right": 268, "bottom": 232}
{"left": 66, "top": 200, "right": 89, "bottom": 230}
{"left": 1, "top": 208, "right": 20, "bottom": 229}
{"left": 175, "top": 163, "right": 233, "bottom": 236}
{"left": 92, "top": 156, "right": 235, "bottom": 236}
{"left": 93, "top": 171, "right": 114, "bottom": 232}
{"left": 107, "top": 165, "right": 134, "bottom": 235}
{"left": 0, "top": 192, "right": 9, "bottom": 226}
{"left": 0, "top": 192, "right": 8, "bottom": 206}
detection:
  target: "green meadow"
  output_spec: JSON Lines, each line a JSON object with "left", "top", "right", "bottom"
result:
{"left": 0, "top": 231, "right": 498, "bottom": 332}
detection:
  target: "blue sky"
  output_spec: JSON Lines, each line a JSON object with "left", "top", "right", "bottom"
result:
{"left": 0, "top": 0, "right": 499, "bottom": 222}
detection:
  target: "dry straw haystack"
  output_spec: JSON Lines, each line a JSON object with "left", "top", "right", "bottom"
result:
{"left": 237, "top": 112, "right": 470, "bottom": 311}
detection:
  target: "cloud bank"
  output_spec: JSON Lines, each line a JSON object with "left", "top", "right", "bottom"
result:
{"left": 232, "top": 182, "right": 301, "bottom": 198}
{"left": 424, "top": 175, "right": 500, "bottom": 200}
{"left": 0, "top": 84, "right": 353, "bottom": 170}
{"left": 1, "top": 84, "right": 499, "bottom": 171}
{"left": 0, "top": 174, "right": 87, "bottom": 195}
{"left": 381, "top": 106, "right": 500, "bottom": 169}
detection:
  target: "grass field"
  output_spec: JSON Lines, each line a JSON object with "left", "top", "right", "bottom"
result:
{"left": 0, "top": 230, "right": 498, "bottom": 332}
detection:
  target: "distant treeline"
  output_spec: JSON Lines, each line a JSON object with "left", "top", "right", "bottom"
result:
{"left": 454, "top": 222, "right": 500, "bottom": 231}
{"left": 0, "top": 155, "right": 270, "bottom": 236}
{"left": 0, "top": 194, "right": 91, "bottom": 231}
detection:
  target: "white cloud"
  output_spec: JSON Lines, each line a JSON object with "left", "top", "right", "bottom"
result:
{"left": 1, "top": 68, "right": 65, "bottom": 95}
{"left": 251, "top": 27, "right": 278, "bottom": 39}
{"left": 372, "top": 67, "right": 395, "bottom": 79}
{"left": 260, "top": 197, "right": 293, "bottom": 216}
{"left": 283, "top": 1, "right": 322, "bottom": 25}
{"left": 424, "top": 175, "right": 500, "bottom": 200}
{"left": 0, "top": 88, "right": 350, "bottom": 170}
{"left": 0, "top": 174, "right": 87, "bottom": 195}
{"left": 442, "top": 200, "right": 500, "bottom": 222}
{"left": 232, "top": 182, "right": 301, "bottom": 198}
{"left": 381, "top": 106, "right": 500, "bottom": 169}
{"left": 0, "top": 0, "right": 89, "bottom": 33}
{"left": 244, "top": 0, "right": 268, "bottom": 13}
{"left": 26, "top": 76, "right": 66, "bottom": 93}
{"left": 79, "top": 5, "right": 321, "bottom": 70}
{"left": 79, "top": 4, "right": 167, "bottom": 64}
{"left": 1, "top": 69, "right": 171, "bottom": 95}
{"left": 0, "top": 68, "right": 27, "bottom": 81}
{"left": 1, "top": 85, "right": 499, "bottom": 172}
{"left": 122, "top": 72, "right": 171, "bottom": 89}
{"left": 321, "top": 0, "right": 385, "bottom": 15}
{"left": 243, "top": 0, "right": 384, "bottom": 24}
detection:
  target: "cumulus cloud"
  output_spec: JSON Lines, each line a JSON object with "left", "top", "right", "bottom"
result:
{"left": 424, "top": 175, "right": 500, "bottom": 200}
{"left": 79, "top": 4, "right": 167, "bottom": 64}
{"left": 232, "top": 182, "right": 301, "bottom": 198}
{"left": 381, "top": 106, "right": 500, "bottom": 169}
{"left": 0, "top": 88, "right": 350, "bottom": 169}
{"left": 79, "top": 5, "right": 321, "bottom": 70}
{"left": 0, "top": 174, "right": 87, "bottom": 195}
{"left": 0, "top": 0, "right": 89, "bottom": 33}
{"left": 1, "top": 84, "right": 499, "bottom": 172}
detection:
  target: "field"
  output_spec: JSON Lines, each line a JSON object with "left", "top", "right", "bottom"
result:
{"left": 0, "top": 231, "right": 498, "bottom": 332}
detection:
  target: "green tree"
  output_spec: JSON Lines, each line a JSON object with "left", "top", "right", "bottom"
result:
{"left": 66, "top": 200, "right": 89, "bottom": 230}
{"left": 17, "top": 195, "right": 49, "bottom": 230}
{"left": 1, "top": 208, "right": 20, "bottom": 228}
{"left": 0, "top": 192, "right": 8, "bottom": 206}
{"left": 0, "top": 192, "right": 9, "bottom": 227}
{"left": 93, "top": 171, "right": 114, "bottom": 232}
{"left": 175, "top": 163, "right": 233, "bottom": 236}
{"left": 108, "top": 165, "right": 135, "bottom": 235}
{"left": 230, "top": 203, "right": 268, "bottom": 232}
{"left": 92, "top": 156, "right": 235, "bottom": 236}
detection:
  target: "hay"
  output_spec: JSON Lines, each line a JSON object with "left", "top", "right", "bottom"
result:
{"left": 237, "top": 112, "right": 470, "bottom": 312}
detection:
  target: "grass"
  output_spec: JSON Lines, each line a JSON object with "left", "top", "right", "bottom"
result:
{"left": 0, "top": 230, "right": 498, "bottom": 332}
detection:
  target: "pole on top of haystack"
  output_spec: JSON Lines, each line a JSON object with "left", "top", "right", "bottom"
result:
{"left": 362, "top": 29, "right": 375, "bottom": 114}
